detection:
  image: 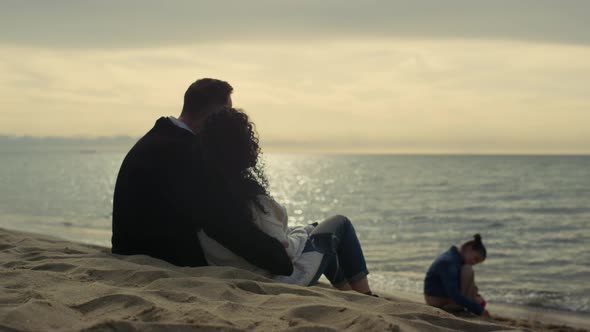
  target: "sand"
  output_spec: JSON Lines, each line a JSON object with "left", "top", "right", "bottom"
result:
{"left": 0, "top": 228, "right": 587, "bottom": 332}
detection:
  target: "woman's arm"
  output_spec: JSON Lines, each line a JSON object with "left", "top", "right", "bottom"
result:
{"left": 198, "top": 176, "right": 293, "bottom": 276}
{"left": 253, "top": 196, "right": 308, "bottom": 259}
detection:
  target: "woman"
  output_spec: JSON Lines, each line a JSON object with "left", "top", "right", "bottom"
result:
{"left": 424, "top": 234, "right": 490, "bottom": 317}
{"left": 197, "top": 107, "right": 374, "bottom": 295}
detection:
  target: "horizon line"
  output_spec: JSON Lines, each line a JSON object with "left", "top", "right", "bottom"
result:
{"left": 1, "top": 135, "right": 588, "bottom": 156}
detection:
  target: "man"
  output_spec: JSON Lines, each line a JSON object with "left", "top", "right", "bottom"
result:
{"left": 112, "top": 78, "right": 293, "bottom": 275}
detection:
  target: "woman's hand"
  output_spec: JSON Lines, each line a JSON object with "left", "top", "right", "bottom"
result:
{"left": 303, "top": 223, "right": 318, "bottom": 235}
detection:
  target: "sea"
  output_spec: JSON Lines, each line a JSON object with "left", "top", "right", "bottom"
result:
{"left": 1, "top": 140, "right": 588, "bottom": 314}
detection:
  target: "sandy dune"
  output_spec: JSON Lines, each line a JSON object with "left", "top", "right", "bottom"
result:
{"left": 0, "top": 228, "right": 582, "bottom": 332}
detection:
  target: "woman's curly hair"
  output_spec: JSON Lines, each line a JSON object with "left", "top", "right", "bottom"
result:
{"left": 199, "top": 107, "right": 269, "bottom": 214}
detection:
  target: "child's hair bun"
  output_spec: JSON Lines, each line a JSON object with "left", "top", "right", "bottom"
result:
{"left": 474, "top": 234, "right": 482, "bottom": 243}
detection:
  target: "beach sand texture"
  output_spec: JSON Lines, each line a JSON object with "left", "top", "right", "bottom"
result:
{"left": 0, "top": 228, "right": 585, "bottom": 332}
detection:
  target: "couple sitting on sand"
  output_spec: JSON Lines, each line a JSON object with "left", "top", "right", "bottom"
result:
{"left": 112, "top": 77, "right": 489, "bottom": 316}
{"left": 111, "top": 78, "right": 375, "bottom": 295}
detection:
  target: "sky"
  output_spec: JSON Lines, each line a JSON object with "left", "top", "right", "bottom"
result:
{"left": 1, "top": 1, "right": 589, "bottom": 154}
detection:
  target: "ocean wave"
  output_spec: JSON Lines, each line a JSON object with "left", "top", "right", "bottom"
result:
{"left": 440, "top": 205, "right": 590, "bottom": 215}
{"left": 407, "top": 215, "right": 524, "bottom": 227}
{"left": 488, "top": 289, "right": 590, "bottom": 313}
{"left": 370, "top": 272, "right": 590, "bottom": 314}
{"left": 518, "top": 207, "right": 590, "bottom": 214}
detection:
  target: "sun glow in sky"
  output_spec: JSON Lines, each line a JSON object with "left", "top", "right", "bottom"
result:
{"left": 1, "top": 1, "right": 589, "bottom": 153}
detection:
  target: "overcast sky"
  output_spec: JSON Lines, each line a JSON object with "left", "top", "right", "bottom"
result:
{"left": 1, "top": 1, "right": 589, "bottom": 153}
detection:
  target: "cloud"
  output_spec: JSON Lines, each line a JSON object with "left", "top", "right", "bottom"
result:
{"left": 1, "top": 1, "right": 589, "bottom": 47}
{"left": 1, "top": 38, "right": 589, "bottom": 153}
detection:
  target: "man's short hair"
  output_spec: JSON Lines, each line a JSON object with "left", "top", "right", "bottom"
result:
{"left": 181, "top": 78, "right": 233, "bottom": 115}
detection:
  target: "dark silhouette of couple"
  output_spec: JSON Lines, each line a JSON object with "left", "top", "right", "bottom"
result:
{"left": 112, "top": 78, "right": 490, "bottom": 316}
{"left": 112, "top": 78, "right": 374, "bottom": 295}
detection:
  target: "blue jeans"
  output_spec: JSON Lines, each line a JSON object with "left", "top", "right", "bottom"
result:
{"left": 305, "top": 215, "right": 369, "bottom": 287}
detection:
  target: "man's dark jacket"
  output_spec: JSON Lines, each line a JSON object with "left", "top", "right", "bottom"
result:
{"left": 112, "top": 117, "right": 293, "bottom": 275}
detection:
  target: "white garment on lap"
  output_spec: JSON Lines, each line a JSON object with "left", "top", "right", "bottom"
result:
{"left": 198, "top": 195, "right": 322, "bottom": 285}
{"left": 274, "top": 250, "right": 324, "bottom": 286}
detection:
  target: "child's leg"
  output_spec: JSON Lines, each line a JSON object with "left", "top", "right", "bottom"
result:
{"left": 425, "top": 295, "right": 464, "bottom": 312}
{"left": 460, "top": 265, "right": 478, "bottom": 300}
{"left": 425, "top": 267, "right": 481, "bottom": 313}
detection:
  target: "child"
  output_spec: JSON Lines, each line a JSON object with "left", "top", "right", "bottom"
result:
{"left": 424, "top": 234, "right": 490, "bottom": 317}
